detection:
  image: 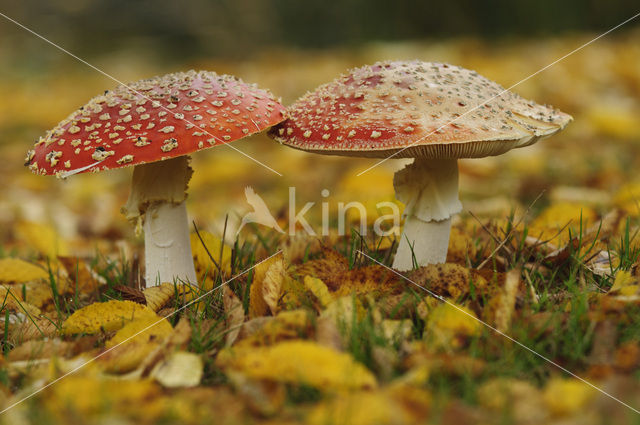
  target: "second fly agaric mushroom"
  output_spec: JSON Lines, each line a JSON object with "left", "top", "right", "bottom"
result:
{"left": 26, "top": 70, "right": 286, "bottom": 285}
{"left": 269, "top": 60, "right": 572, "bottom": 271}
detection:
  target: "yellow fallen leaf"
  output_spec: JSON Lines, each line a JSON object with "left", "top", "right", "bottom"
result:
{"left": 151, "top": 351, "right": 203, "bottom": 388}
{"left": 100, "top": 313, "right": 173, "bottom": 373}
{"left": 61, "top": 300, "right": 157, "bottom": 335}
{"left": 543, "top": 377, "right": 597, "bottom": 416}
{"left": 610, "top": 270, "right": 636, "bottom": 292}
{"left": 16, "top": 221, "right": 69, "bottom": 258}
{"left": 303, "top": 276, "right": 333, "bottom": 308}
{"left": 425, "top": 302, "right": 482, "bottom": 349}
{"left": 307, "top": 391, "right": 411, "bottom": 425}
{"left": 217, "top": 340, "right": 376, "bottom": 390}
{"left": 237, "top": 309, "right": 313, "bottom": 348}
{"left": 44, "top": 374, "right": 160, "bottom": 418}
{"left": 105, "top": 314, "right": 173, "bottom": 348}
{"left": 0, "top": 258, "right": 49, "bottom": 282}
{"left": 529, "top": 202, "right": 596, "bottom": 245}
{"left": 190, "top": 231, "right": 231, "bottom": 288}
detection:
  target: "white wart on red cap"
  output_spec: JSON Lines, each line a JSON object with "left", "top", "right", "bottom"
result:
{"left": 26, "top": 70, "right": 286, "bottom": 177}
{"left": 270, "top": 60, "right": 572, "bottom": 158}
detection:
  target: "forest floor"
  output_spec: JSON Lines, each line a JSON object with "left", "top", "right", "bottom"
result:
{"left": 1, "top": 31, "right": 640, "bottom": 424}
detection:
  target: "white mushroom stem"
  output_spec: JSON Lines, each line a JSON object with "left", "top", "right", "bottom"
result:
{"left": 392, "top": 158, "right": 462, "bottom": 271}
{"left": 122, "top": 156, "right": 197, "bottom": 286}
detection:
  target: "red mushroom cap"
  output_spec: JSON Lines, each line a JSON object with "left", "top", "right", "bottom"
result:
{"left": 26, "top": 70, "right": 286, "bottom": 176}
{"left": 269, "top": 60, "right": 572, "bottom": 158}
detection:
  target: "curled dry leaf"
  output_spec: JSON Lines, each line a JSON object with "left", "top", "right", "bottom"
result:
{"left": 61, "top": 300, "right": 157, "bottom": 335}
{"left": 249, "top": 253, "right": 285, "bottom": 318}
{"left": 262, "top": 257, "right": 286, "bottom": 316}
{"left": 144, "top": 282, "right": 194, "bottom": 312}
{"left": 216, "top": 340, "right": 376, "bottom": 391}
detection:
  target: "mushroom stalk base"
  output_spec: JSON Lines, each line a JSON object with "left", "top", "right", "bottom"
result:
{"left": 393, "top": 217, "right": 452, "bottom": 271}
{"left": 392, "top": 158, "right": 461, "bottom": 271}
{"left": 143, "top": 201, "right": 197, "bottom": 286}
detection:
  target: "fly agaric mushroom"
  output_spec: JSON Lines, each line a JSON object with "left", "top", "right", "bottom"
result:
{"left": 269, "top": 60, "right": 571, "bottom": 271}
{"left": 26, "top": 70, "right": 286, "bottom": 285}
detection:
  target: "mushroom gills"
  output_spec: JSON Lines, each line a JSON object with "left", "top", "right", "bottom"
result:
{"left": 392, "top": 158, "right": 462, "bottom": 271}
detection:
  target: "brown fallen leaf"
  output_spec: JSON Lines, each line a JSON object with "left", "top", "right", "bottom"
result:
{"left": 112, "top": 284, "right": 146, "bottom": 305}
{"left": 409, "top": 263, "right": 489, "bottom": 301}
{"left": 293, "top": 246, "right": 349, "bottom": 288}
{"left": 332, "top": 265, "right": 404, "bottom": 299}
